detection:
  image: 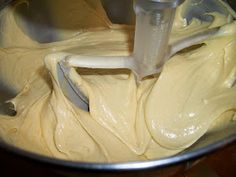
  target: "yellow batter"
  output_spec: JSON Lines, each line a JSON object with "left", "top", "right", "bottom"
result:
{"left": 0, "top": 0, "right": 235, "bottom": 162}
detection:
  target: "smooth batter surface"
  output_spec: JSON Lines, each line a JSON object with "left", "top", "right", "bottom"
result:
{"left": 0, "top": 0, "right": 235, "bottom": 162}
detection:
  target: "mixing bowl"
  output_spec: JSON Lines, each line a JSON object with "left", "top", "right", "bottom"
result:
{"left": 0, "top": 0, "right": 236, "bottom": 176}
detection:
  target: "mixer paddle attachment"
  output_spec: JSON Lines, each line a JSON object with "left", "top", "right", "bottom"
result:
{"left": 47, "top": 0, "right": 221, "bottom": 110}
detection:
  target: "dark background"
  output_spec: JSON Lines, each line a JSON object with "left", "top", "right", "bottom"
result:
{"left": 0, "top": 142, "right": 235, "bottom": 177}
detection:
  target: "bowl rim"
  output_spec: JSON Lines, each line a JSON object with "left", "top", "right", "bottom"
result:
{"left": 0, "top": 133, "right": 235, "bottom": 172}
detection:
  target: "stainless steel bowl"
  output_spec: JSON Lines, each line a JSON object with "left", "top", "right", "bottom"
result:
{"left": 0, "top": 0, "right": 236, "bottom": 176}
